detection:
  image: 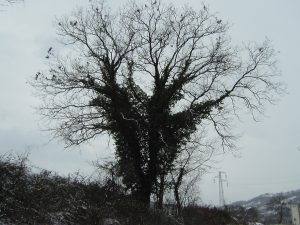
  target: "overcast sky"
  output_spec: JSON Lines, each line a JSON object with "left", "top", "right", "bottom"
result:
{"left": 0, "top": 0, "right": 299, "bottom": 205}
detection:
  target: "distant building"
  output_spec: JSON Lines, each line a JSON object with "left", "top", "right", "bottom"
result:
{"left": 289, "top": 204, "right": 300, "bottom": 225}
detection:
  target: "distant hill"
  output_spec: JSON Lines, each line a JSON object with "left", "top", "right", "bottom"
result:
{"left": 232, "top": 189, "right": 300, "bottom": 210}
{"left": 231, "top": 189, "right": 300, "bottom": 223}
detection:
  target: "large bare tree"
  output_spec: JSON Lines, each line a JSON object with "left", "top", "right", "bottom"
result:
{"left": 32, "top": 0, "right": 282, "bottom": 205}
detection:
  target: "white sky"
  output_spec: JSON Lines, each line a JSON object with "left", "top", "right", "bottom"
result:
{"left": 0, "top": 0, "right": 299, "bottom": 205}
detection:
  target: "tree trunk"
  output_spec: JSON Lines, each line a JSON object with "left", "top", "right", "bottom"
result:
{"left": 134, "top": 177, "right": 152, "bottom": 206}
{"left": 279, "top": 203, "right": 283, "bottom": 224}
{"left": 157, "top": 174, "right": 165, "bottom": 209}
{"left": 174, "top": 181, "right": 182, "bottom": 215}
{"left": 174, "top": 168, "right": 184, "bottom": 215}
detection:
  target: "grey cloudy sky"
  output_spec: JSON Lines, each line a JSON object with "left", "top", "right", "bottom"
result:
{"left": 0, "top": 0, "right": 299, "bottom": 205}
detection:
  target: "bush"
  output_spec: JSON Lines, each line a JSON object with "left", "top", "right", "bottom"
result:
{"left": 182, "top": 205, "right": 234, "bottom": 225}
{"left": 0, "top": 154, "right": 235, "bottom": 225}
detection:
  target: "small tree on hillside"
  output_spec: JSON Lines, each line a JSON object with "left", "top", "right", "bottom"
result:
{"left": 267, "top": 194, "right": 287, "bottom": 224}
{"left": 167, "top": 132, "right": 214, "bottom": 213}
{"left": 32, "top": 0, "right": 283, "bottom": 205}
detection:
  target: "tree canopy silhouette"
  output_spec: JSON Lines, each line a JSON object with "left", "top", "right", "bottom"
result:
{"left": 32, "top": 0, "right": 282, "bottom": 205}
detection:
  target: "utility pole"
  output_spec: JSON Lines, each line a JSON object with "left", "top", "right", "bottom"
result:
{"left": 214, "top": 171, "right": 228, "bottom": 207}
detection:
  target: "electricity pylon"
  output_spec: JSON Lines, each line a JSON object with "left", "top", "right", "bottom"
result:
{"left": 214, "top": 171, "right": 228, "bottom": 207}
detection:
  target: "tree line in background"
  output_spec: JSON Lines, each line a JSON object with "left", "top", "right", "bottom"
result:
{"left": 31, "top": 0, "right": 283, "bottom": 209}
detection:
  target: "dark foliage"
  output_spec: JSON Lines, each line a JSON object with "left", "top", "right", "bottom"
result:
{"left": 0, "top": 154, "right": 236, "bottom": 225}
{"left": 0, "top": 154, "right": 78, "bottom": 224}
{"left": 182, "top": 205, "right": 234, "bottom": 225}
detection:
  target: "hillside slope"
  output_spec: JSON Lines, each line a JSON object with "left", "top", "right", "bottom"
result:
{"left": 233, "top": 189, "right": 300, "bottom": 209}
{"left": 231, "top": 189, "right": 300, "bottom": 223}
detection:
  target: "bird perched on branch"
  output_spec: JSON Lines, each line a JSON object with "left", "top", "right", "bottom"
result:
{"left": 70, "top": 21, "right": 78, "bottom": 26}
{"left": 35, "top": 72, "right": 41, "bottom": 80}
